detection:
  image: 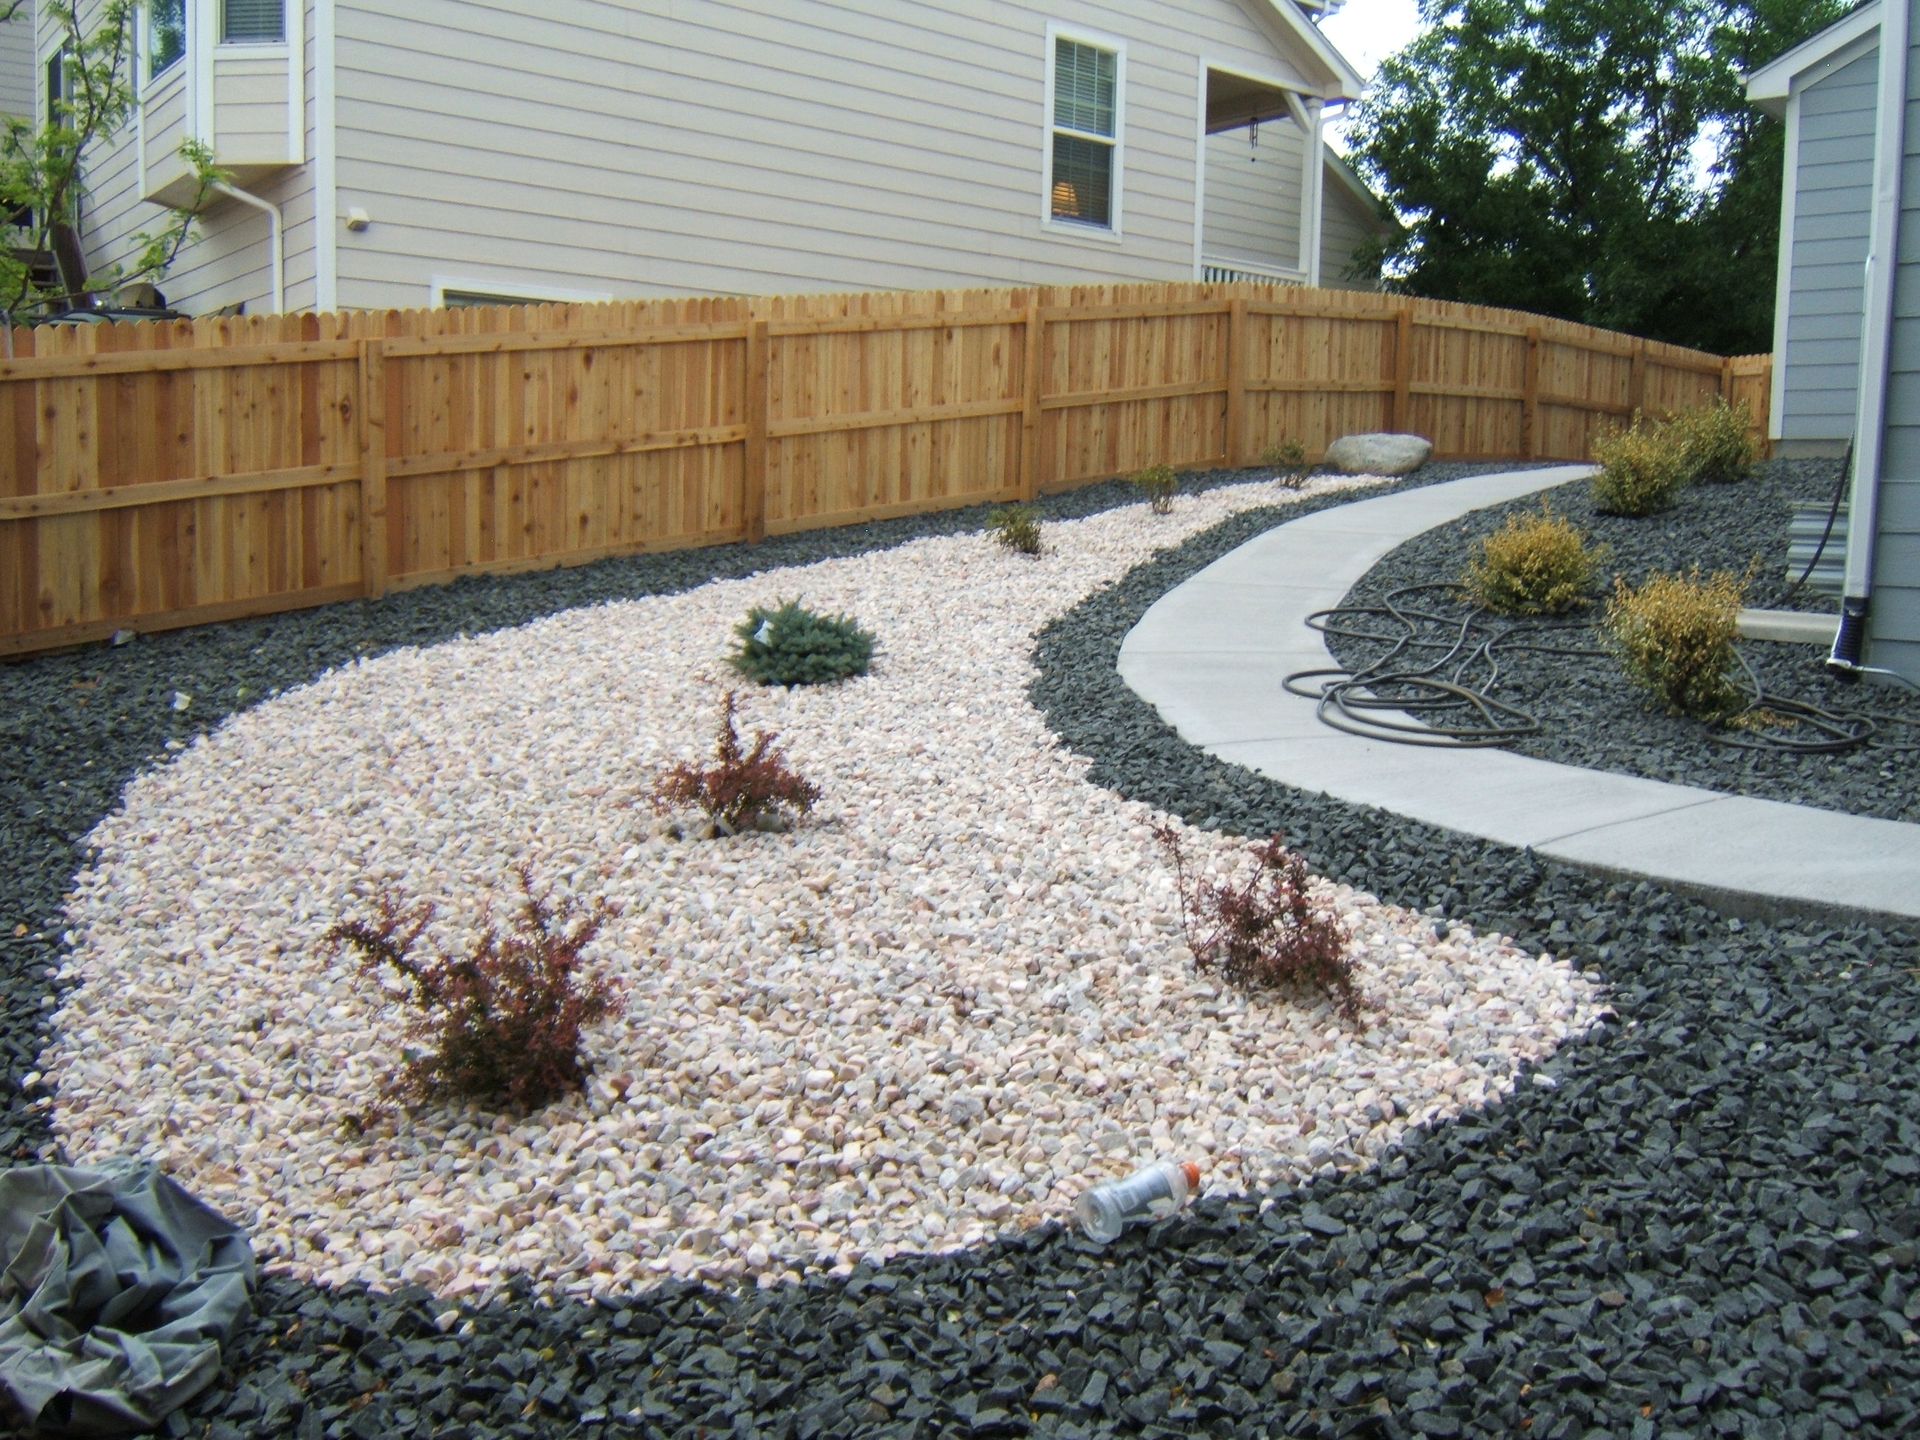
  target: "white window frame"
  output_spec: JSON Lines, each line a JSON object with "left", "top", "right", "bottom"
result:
{"left": 1042, "top": 22, "right": 1126, "bottom": 243}
{"left": 430, "top": 276, "right": 617, "bottom": 309}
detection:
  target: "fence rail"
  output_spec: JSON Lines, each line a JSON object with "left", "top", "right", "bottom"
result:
{"left": 1, "top": 282, "right": 1771, "bottom": 657}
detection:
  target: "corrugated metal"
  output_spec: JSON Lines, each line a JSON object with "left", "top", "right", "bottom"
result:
{"left": 1788, "top": 499, "right": 1849, "bottom": 595}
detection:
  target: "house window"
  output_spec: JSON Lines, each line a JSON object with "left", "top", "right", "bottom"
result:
{"left": 1048, "top": 32, "right": 1122, "bottom": 230}
{"left": 222, "top": 0, "right": 285, "bottom": 43}
{"left": 149, "top": 0, "right": 185, "bottom": 78}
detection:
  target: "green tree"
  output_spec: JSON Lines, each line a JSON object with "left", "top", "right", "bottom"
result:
{"left": 0, "top": 0, "right": 221, "bottom": 319}
{"left": 1345, "top": 0, "right": 1860, "bottom": 354}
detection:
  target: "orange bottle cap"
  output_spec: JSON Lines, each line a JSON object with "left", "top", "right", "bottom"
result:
{"left": 1182, "top": 1162, "right": 1202, "bottom": 1190}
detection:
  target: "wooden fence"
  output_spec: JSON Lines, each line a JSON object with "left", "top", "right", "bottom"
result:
{"left": 1, "top": 282, "right": 1771, "bottom": 657}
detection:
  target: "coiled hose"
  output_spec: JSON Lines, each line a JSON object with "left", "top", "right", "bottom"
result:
{"left": 1289, "top": 583, "right": 1915, "bottom": 755}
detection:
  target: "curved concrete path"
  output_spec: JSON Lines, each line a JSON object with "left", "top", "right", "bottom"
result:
{"left": 1119, "top": 465, "right": 1920, "bottom": 925}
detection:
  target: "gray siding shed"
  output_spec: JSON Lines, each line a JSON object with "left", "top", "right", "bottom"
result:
{"left": 1779, "top": 47, "right": 1878, "bottom": 447}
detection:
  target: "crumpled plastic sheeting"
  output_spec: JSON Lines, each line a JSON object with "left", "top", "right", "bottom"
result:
{"left": 0, "top": 1161, "right": 255, "bottom": 1437}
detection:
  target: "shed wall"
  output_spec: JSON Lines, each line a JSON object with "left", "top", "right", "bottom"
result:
{"left": 1780, "top": 45, "right": 1877, "bottom": 445}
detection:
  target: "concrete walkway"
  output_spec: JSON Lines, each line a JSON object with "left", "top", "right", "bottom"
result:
{"left": 1119, "top": 466, "right": 1920, "bottom": 925}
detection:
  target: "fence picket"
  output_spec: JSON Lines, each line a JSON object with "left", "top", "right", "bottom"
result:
{"left": 0, "top": 282, "right": 1768, "bottom": 656}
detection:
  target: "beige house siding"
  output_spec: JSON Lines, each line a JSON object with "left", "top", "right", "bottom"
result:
{"left": 330, "top": 0, "right": 1337, "bottom": 309}
{"left": 55, "top": 0, "right": 320, "bottom": 313}
{"left": 0, "top": 1, "right": 32, "bottom": 121}
{"left": 1318, "top": 166, "right": 1384, "bottom": 291}
{"left": 1202, "top": 122, "right": 1384, "bottom": 289}
{"left": 1202, "top": 121, "right": 1306, "bottom": 273}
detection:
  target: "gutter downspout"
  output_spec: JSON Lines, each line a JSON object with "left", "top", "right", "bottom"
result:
{"left": 1304, "top": 97, "right": 1325, "bottom": 288}
{"left": 1834, "top": 0, "right": 1910, "bottom": 672}
{"left": 213, "top": 182, "right": 285, "bottom": 314}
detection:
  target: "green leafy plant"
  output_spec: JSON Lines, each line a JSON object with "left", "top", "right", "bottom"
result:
{"left": 1260, "top": 439, "right": 1310, "bottom": 489}
{"left": 1589, "top": 416, "right": 1690, "bottom": 517}
{"left": 1, "top": 2, "right": 227, "bottom": 316}
{"left": 652, "top": 690, "right": 821, "bottom": 837}
{"left": 987, "top": 503, "right": 1044, "bottom": 556}
{"left": 1605, "top": 567, "right": 1749, "bottom": 721}
{"left": 1667, "top": 397, "right": 1756, "bottom": 485}
{"left": 1154, "top": 825, "right": 1364, "bottom": 1024}
{"left": 324, "top": 868, "right": 625, "bottom": 1112}
{"left": 1129, "top": 463, "right": 1179, "bottom": 515}
{"left": 1463, "top": 502, "right": 1607, "bottom": 616}
{"left": 730, "top": 599, "right": 875, "bottom": 687}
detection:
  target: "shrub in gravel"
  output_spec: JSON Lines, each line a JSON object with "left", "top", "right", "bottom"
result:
{"left": 1261, "top": 438, "right": 1310, "bottom": 489}
{"left": 1463, "top": 502, "right": 1607, "bottom": 616}
{"left": 730, "top": 599, "right": 875, "bottom": 687}
{"left": 324, "top": 867, "right": 624, "bottom": 1112}
{"left": 1129, "top": 463, "right": 1179, "bottom": 515}
{"left": 1606, "top": 567, "right": 1749, "bottom": 721}
{"left": 987, "top": 503, "right": 1044, "bottom": 556}
{"left": 1668, "top": 397, "right": 1757, "bottom": 485}
{"left": 1155, "top": 825, "right": 1364, "bottom": 1022}
{"left": 1590, "top": 417, "right": 1690, "bottom": 516}
{"left": 652, "top": 690, "right": 821, "bottom": 836}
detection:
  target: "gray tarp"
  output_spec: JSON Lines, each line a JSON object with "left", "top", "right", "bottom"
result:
{"left": 0, "top": 1161, "right": 255, "bottom": 1437}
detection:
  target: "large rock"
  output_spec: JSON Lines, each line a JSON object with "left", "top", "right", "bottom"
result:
{"left": 1323, "top": 432, "right": 1433, "bottom": 476}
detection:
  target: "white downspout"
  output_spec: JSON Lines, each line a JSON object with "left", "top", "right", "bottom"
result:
{"left": 213, "top": 182, "right": 285, "bottom": 313}
{"left": 1834, "top": 0, "right": 1910, "bottom": 669}
{"left": 1305, "top": 96, "right": 1325, "bottom": 288}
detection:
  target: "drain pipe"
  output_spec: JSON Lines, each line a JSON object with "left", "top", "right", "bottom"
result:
{"left": 212, "top": 181, "right": 285, "bottom": 314}
{"left": 1831, "top": 0, "right": 1910, "bottom": 677}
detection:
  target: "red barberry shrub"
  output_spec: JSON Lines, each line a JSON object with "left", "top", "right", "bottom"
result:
{"left": 324, "top": 866, "right": 625, "bottom": 1112}
{"left": 651, "top": 690, "right": 822, "bottom": 837}
{"left": 1154, "top": 825, "right": 1366, "bottom": 1023}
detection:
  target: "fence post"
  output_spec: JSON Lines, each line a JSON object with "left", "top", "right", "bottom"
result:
{"left": 1522, "top": 326, "right": 1541, "bottom": 460}
{"left": 1225, "top": 298, "right": 1248, "bottom": 468}
{"left": 1021, "top": 299, "right": 1044, "bottom": 500}
{"left": 1629, "top": 338, "right": 1647, "bottom": 417}
{"left": 359, "top": 338, "right": 388, "bottom": 601}
{"left": 744, "top": 318, "right": 769, "bottom": 543}
{"left": 1392, "top": 304, "right": 1413, "bottom": 432}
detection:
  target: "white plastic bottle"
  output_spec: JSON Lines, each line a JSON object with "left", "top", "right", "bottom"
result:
{"left": 1073, "top": 1161, "right": 1202, "bottom": 1244}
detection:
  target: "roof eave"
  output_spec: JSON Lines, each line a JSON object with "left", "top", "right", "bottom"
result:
{"left": 1262, "top": 0, "right": 1365, "bottom": 100}
{"left": 1744, "top": 0, "right": 1881, "bottom": 109}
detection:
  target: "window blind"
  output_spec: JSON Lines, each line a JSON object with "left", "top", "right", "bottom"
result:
{"left": 223, "top": 0, "right": 285, "bottom": 42}
{"left": 1053, "top": 40, "right": 1115, "bottom": 138}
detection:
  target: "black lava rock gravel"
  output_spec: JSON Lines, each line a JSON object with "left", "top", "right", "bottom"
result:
{"left": 4, "top": 461, "right": 1917, "bottom": 1439}
{"left": 1322, "top": 458, "right": 1920, "bottom": 823}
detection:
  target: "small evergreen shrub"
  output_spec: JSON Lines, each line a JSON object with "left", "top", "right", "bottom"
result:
{"left": 325, "top": 867, "right": 625, "bottom": 1112}
{"left": 1463, "top": 503, "right": 1607, "bottom": 616}
{"left": 987, "top": 504, "right": 1043, "bottom": 556}
{"left": 1261, "top": 439, "right": 1310, "bottom": 489}
{"left": 730, "top": 599, "right": 875, "bottom": 687}
{"left": 1605, "top": 567, "right": 1749, "bottom": 720}
{"left": 1668, "top": 397, "right": 1756, "bottom": 485}
{"left": 1154, "top": 825, "right": 1364, "bottom": 1023}
{"left": 1589, "top": 417, "right": 1690, "bottom": 517}
{"left": 1129, "top": 463, "right": 1179, "bottom": 515}
{"left": 652, "top": 690, "right": 821, "bottom": 836}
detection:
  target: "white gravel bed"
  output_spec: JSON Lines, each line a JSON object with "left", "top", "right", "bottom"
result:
{"left": 41, "top": 476, "right": 1609, "bottom": 1302}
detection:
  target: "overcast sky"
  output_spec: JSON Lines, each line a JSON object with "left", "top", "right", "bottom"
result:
{"left": 1315, "top": 0, "right": 1424, "bottom": 152}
